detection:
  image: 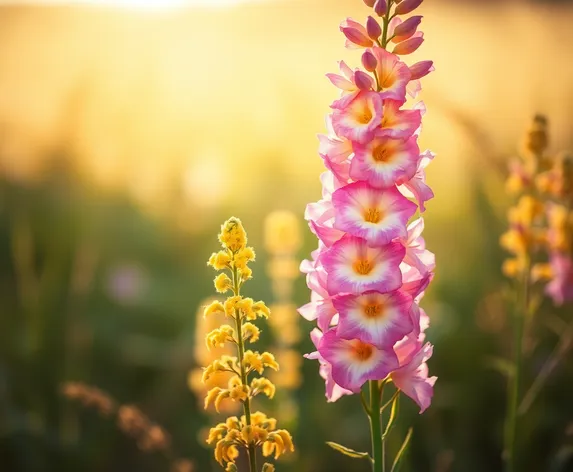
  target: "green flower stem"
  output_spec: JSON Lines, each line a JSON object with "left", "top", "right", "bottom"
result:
{"left": 232, "top": 263, "right": 257, "bottom": 472}
{"left": 369, "top": 380, "right": 384, "bottom": 472}
{"left": 504, "top": 257, "right": 531, "bottom": 472}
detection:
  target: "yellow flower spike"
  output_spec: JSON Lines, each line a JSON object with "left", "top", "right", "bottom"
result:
{"left": 250, "top": 378, "right": 276, "bottom": 399}
{"left": 242, "top": 322, "right": 261, "bottom": 343}
{"left": 252, "top": 301, "right": 271, "bottom": 319}
{"left": 214, "top": 274, "right": 233, "bottom": 293}
{"left": 203, "top": 218, "right": 293, "bottom": 470}
{"left": 262, "top": 463, "right": 276, "bottom": 472}
{"left": 204, "top": 301, "right": 225, "bottom": 318}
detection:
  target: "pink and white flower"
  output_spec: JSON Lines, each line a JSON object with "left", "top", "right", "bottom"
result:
{"left": 378, "top": 100, "right": 422, "bottom": 139}
{"left": 306, "top": 328, "right": 353, "bottom": 402}
{"left": 318, "top": 329, "right": 399, "bottom": 392}
{"left": 546, "top": 252, "right": 573, "bottom": 306}
{"left": 370, "top": 47, "right": 412, "bottom": 101}
{"left": 334, "top": 290, "right": 414, "bottom": 348}
{"left": 332, "top": 91, "right": 384, "bottom": 144}
{"left": 332, "top": 181, "right": 417, "bottom": 246}
{"left": 351, "top": 135, "right": 420, "bottom": 189}
{"left": 321, "top": 235, "right": 405, "bottom": 295}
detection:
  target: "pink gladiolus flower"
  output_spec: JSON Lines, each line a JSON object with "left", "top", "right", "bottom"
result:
{"left": 546, "top": 253, "right": 573, "bottom": 305}
{"left": 391, "top": 342, "right": 436, "bottom": 413}
{"left": 301, "top": 0, "right": 436, "bottom": 411}
{"left": 318, "top": 329, "right": 399, "bottom": 392}
{"left": 371, "top": 47, "right": 412, "bottom": 101}
{"left": 398, "top": 150, "right": 435, "bottom": 211}
{"left": 402, "top": 218, "right": 436, "bottom": 274}
{"left": 331, "top": 91, "right": 383, "bottom": 144}
{"left": 334, "top": 290, "right": 414, "bottom": 348}
{"left": 351, "top": 135, "right": 420, "bottom": 189}
{"left": 321, "top": 235, "right": 405, "bottom": 295}
{"left": 379, "top": 100, "right": 422, "bottom": 139}
{"left": 306, "top": 329, "right": 353, "bottom": 402}
{"left": 332, "top": 181, "right": 417, "bottom": 245}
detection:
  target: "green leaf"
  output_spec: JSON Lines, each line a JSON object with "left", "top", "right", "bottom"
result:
{"left": 382, "top": 392, "right": 400, "bottom": 439}
{"left": 391, "top": 428, "right": 413, "bottom": 472}
{"left": 326, "top": 442, "right": 372, "bottom": 461}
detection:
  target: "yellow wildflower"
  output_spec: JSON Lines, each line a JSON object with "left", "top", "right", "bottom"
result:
{"left": 202, "top": 218, "right": 293, "bottom": 470}
{"left": 214, "top": 274, "right": 233, "bottom": 293}
{"left": 209, "top": 251, "right": 232, "bottom": 270}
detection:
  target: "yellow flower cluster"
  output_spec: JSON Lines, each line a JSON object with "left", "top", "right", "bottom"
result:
{"left": 203, "top": 217, "right": 294, "bottom": 470}
{"left": 501, "top": 116, "right": 552, "bottom": 280}
{"left": 502, "top": 116, "right": 573, "bottom": 300}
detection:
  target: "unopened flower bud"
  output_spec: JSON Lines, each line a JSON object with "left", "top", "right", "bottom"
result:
{"left": 354, "top": 70, "right": 373, "bottom": 91}
{"left": 341, "top": 26, "right": 373, "bottom": 48}
{"left": 366, "top": 16, "right": 382, "bottom": 40}
{"left": 395, "top": 0, "right": 423, "bottom": 15}
{"left": 363, "top": 0, "right": 376, "bottom": 6}
{"left": 392, "top": 15, "right": 422, "bottom": 42}
{"left": 409, "top": 60, "right": 434, "bottom": 79}
{"left": 361, "top": 50, "right": 378, "bottom": 72}
{"left": 373, "top": 0, "right": 387, "bottom": 16}
{"left": 392, "top": 35, "right": 424, "bottom": 55}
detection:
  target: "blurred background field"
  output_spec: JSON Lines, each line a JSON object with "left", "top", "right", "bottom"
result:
{"left": 1, "top": 0, "right": 573, "bottom": 471}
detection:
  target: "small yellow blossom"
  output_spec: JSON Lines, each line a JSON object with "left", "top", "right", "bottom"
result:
{"left": 242, "top": 322, "right": 261, "bottom": 343}
{"left": 262, "top": 464, "right": 276, "bottom": 472}
{"left": 206, "top": 325, "right": 236, "bottom": 350}
{"left": 214, "top": 274, "right": 233, "bottom": 293}
{"left": 209, "top": 251, "right": 232, "bottom": 270}
{"left": 252, "top": 301, "right": 271, "bottom": 319}
{"left": 250, "top": 377, "right": 276, "bottom": 399}
{"left": 204, "top": 301, "right": 225, "bottom": 318}
{"left": 234, "top": 247, "right": 256, "bottom": 270}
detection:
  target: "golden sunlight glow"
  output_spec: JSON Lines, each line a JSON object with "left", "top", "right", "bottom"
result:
{"left": 103, "top": 0, "right": 256, "bottom": 8}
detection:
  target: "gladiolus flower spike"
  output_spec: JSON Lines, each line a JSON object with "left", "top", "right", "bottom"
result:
{"left": 300, "top": 0, "right": 435, "bottom": 470}
{"left": 204, "top": 218, "right": 293, "bottom": 471}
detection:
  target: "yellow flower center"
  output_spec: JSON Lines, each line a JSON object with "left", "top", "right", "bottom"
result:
{"left": 351, "top": 340, "right": 374, "bottom": 361}
{"left": 353, "top": 259, "right": 373, "bottom": 275}
{"left": 364, "top": 208, "right": 382, "bottom": 224}
{"left": 356, "top": 105, "right": 373, "bottom": 124}
{"left": 363, "top": 302, "right": 385, "bottom": 319}
{"left": 372, "top": 144, "right": 392, "bottom": 163}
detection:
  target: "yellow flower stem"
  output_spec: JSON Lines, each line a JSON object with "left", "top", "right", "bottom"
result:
{"left": 231, "top": 261, "right": 257, "bottom": 472}
{"left": 504, "top": 256, "right": 531, "bottom": 472}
